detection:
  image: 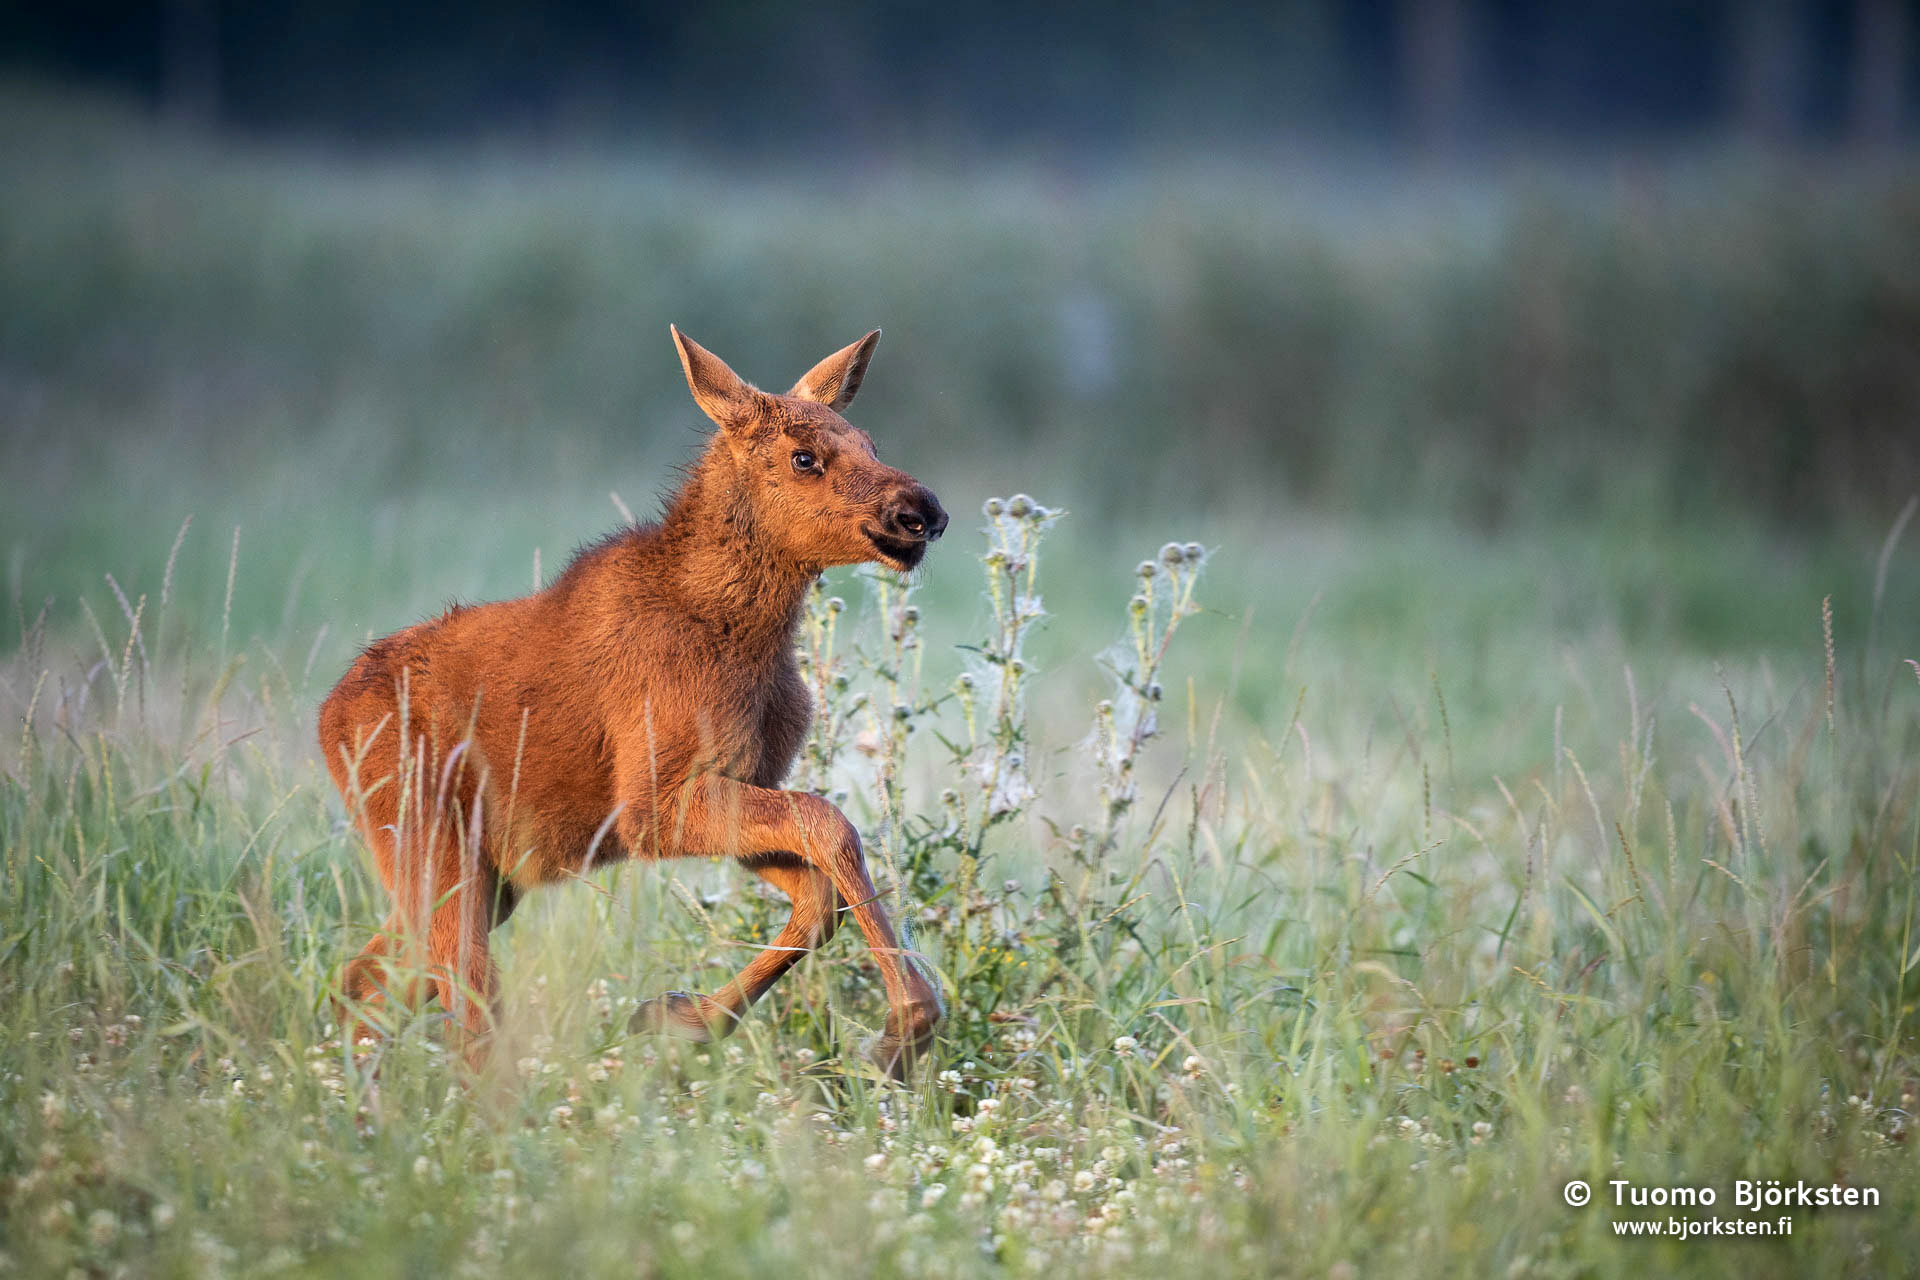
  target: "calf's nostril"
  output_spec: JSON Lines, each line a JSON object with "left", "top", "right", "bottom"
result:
{"left": 899, "top": 512, "right": 926, "bottom": 536}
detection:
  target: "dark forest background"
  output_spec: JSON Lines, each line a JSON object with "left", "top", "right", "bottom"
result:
{"left": 6, "top": 1, "right": 1917, "bottom": 151}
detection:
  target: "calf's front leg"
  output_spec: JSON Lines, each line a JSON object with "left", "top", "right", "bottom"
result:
{"left": 637, "top": 771, "right": 943, "bottom": 1077}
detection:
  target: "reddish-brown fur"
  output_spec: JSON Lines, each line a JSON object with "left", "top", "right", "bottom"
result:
{"left": 317, "top": 327, "right": 949, "bottom": 1076}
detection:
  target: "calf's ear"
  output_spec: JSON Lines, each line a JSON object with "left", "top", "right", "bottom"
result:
{"left": 671, "top": 326, "right": 759, "bottom": 429}
{"left": 789, "top": 330, "right": 881, "bottom": 412}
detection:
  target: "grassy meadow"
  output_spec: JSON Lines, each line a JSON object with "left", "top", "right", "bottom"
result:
{"left": 4, "top": 86, "right": 1920, "bottom": 1277}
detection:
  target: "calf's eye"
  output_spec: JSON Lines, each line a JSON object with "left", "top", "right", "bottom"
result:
{"left": 791, "top": 450, "right": 819, "bottom": 474}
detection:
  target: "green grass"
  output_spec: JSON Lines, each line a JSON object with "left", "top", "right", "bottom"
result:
{"left": 3, "top": 495, "right": 1919, "bottom": 1277}
{"left": 4, "top": 82, "right": 1920, "bottom": 1278}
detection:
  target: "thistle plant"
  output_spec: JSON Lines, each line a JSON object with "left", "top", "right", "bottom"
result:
{"left": 961, "top": 495, "right": 1064, "bottom": 829}
{"left": 791, "top": 493, "right": 1221, "bottom": 1070}
{"left": 852, "top": 566, "right": 928, "bottom": 903}
{"left": 1090, "top": 541, "right": 1208, "bottom": 849}
{"left": 794, "top": 581, "right": 860, "bottom": 796}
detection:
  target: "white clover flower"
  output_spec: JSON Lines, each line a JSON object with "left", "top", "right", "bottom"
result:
{"left": 920, "top": 1183, "right": 947, "bottom": 1209}
{"left": 1112, "top": 1036, "right": 1138, "bottom": 1055}
{"left": 87, "top": 1208, "right": 119, "bottom": 1247}
{"left": 864, "top": 1153, "right": 888, "bottom": 1173}
{"left": 1074, "top": 1170, "right": 1097, "bottom": 1192}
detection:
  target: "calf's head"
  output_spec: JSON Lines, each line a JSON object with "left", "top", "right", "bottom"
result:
{"left": 671, "top": 326, "right": 948, "bottom": 572}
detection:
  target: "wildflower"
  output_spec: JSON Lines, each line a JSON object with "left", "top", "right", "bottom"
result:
{"left": 1112, "top": 1036, "right": 1138, "bottom": 1055}
{"left": 920, "top": 1183, "right": 947, "bottom": 1209}
{"left": 87, "top": 1208, "right": 119, "bottom": 1247}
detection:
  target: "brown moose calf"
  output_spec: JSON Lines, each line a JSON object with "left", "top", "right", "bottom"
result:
{"left": 318, "top": 327, "right": 948, "bottom": 1076}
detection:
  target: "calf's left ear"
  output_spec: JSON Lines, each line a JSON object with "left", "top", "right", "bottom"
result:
{"left": 789, "top": 330, "right": 881, "bottom": 412}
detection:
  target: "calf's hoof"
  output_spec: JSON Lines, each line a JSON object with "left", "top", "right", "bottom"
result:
{"left": 629, "top": 991, "right": 732, "bottom": 1042}
{"left": 866, "top": 1003, "right": 941, "bottom": 1080}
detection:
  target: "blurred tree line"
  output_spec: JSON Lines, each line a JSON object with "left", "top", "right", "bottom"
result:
{"left": 2, "top": 0, "right": 1912, "bottom": 152}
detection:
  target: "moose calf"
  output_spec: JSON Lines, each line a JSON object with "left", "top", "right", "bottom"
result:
{"left": 318, "top": 327, "right": 948, "bottom": 1076}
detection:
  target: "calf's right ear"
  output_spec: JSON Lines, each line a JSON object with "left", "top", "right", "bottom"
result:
{"left": 671, "top": 326, "right": 758, "bottom": 430}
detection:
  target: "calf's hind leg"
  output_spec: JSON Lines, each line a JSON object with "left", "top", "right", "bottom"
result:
{"left": 335, "top": 826, "right": 516, "bottom": 1067}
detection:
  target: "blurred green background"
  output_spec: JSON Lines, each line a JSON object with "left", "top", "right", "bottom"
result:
{"left": 4, "top": 1, "right": 1920, "bottom": 753}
